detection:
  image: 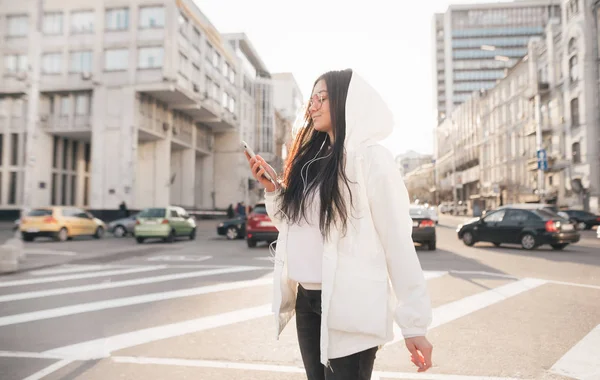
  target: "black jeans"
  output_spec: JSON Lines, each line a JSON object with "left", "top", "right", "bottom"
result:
{"left": 295, "top": 284, "right": 378, "bottom": 380}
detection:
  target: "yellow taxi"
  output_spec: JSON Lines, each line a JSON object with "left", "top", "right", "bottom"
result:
{"left": 20, "top": 207, "right": 106, "bottom": 242}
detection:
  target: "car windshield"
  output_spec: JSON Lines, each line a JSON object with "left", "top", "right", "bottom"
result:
{"left": 409, "top": 207, "right": 427, "bottom": 218}
{"left": 27, "top": 209, "right": 52, "bottom": 217}
{"left": 253, "top": 206, "right": 267, "bottom": 215}
{"left": 138, "top": 208, "right": 166, "bottom": 218}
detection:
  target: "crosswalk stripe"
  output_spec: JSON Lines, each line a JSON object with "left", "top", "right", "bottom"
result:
{"left": 550, "top": 324, "right": 600, "bottom": 379}
{"left": 389, "top": 278, "right": 547, "bottom": 344}
{"left": 29, "top": 265, "right": 124, "bottom": 276}
{"left": 0, "top": 277, "right": 272, "bottom": 327}
{"left": 45, "top": 304, "right": 272, "bottom": 359}
{"left": 111, "top": 356, "right": 523, "bottom": 380}
{"left": 22, "top": 359, "right": 72, "bottom": 380}
{"left": 0, "top": 266, "right": 265, "bottom": 303}
{"left": 0, "top": 266, "right": 167, "bottom": 288}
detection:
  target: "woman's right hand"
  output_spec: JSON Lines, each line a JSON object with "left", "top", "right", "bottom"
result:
{"left": 245, "top": 153, "right": 279, "bottom": 193}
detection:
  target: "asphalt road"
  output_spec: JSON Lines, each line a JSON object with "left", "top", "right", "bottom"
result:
{"left": 0, "top": 217, "right": 598, "bottom": 380}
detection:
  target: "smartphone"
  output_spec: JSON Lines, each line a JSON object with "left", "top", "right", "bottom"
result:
{"left": 241, "top": 141, "right": 274, "bottom": 182}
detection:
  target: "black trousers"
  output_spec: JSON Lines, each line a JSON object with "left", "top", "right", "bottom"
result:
{"left": 295, "top": 284, "right": 378, "bottom": 380}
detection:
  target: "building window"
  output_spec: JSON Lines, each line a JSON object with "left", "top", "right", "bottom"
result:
{"left": 104, "top": 49, "right": 129, "bottom": 71}
{"left": 42, "top": 53, "right": 62, "bottom": 74}
{"left": 10, "top": 133, "right": 18, "bottom": 166}
{"left": 228, "top": 96, "right": 235, "bottom": 113}
{"left": 84, "top": 142, "right": 91, "bottom": 172}
{"left": 83, "top": 176, "right": 89, "bottom": 205}
{"left": 212, "top": 52, "right": 220, "bottom": 69}
{"left": 43, "top": 12, "right": 63, "bottom": 35}
{"left": 4, "top": 54, "right": 28, "bottom": 74}
{"left": 192, "top": 28, "right": 201, "bottom": 50}
{"left": 205, "top": 43, "right": 213, "bottom": 65}
{"left": 60, "top": 96, "right": 70, "bottom": 116}
{"left": 138, "top": 47, "right": 164, "bottom": 69}
{"left": 569, "top": 55, "right": 579, "bottom": 82}
{"left": 62, "top": 138, "right": 69, "bottom": 170}
{"left": 71, "top": 141, "right": 78, "bottom": 171}
{"left": 51, "top": 173, "right": 58, "bottom": 205}
{"left": 222, "top": 92, "right": 228, "bottom": 108}
{"left": 139, "top": 6, "right": 164, "bottom": 29}
{"left": 69, "top": 51, "right": 93, "bottom": 73}
{"left": 52, "top": 136, "right": 59, "bottom": 168}
{"left": 75, "top": 93, "right": 90, "bottom": 115}
{"left": 178, "top": 53, "right": 189, "bottom": 77}
{"left": 178, "top": 12, "right": 188, "bottom": 37}
{"left": 8, "top": 172, "right": 17, "bottom": 205}
{"left": 71, "top": 11, "right": 94, "bottom": 34}
{"left": 6, "top": 15, "right": 28, "bottom": 37}
{"left": 572, "top": 142, "right": 581, "bottom": 163}
{"left": 192, "top": 64, "right": 200, "bottom": 86}
{"left": 570, "top": 98, "right": 580, "bottom": 127}
{"left": 61, "top": 173, "right": 67, "bottom": 205}
{"left": 105, "top": 8, "right": 129, "bottom": 31}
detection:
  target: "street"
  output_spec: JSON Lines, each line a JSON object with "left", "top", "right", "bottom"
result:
{"left": 0, "top": 217, "right": 599, "bottom": 380}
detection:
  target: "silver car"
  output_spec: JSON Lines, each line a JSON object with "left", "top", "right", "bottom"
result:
{"left": 108, "top": 214, "right": 138, "bottom": 237}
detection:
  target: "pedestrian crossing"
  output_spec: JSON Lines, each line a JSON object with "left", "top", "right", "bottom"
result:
{"left": 0, "top": 262, "right": 598, "bottom": 380}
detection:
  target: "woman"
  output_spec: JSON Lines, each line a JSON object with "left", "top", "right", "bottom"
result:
{"left": 246, "top": 69, "right": 433, "bottom": 379}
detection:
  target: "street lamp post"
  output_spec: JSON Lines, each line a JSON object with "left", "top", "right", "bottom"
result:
{"left": 21, "top": 0, "right": 43, "bottom": 230}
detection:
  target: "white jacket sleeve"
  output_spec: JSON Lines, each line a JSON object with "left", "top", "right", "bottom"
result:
{"left": 365, "top": 145, "right": 432, "bottom": 337}
{"left": 264, "top": 189, "right": 284, "bottom": 231}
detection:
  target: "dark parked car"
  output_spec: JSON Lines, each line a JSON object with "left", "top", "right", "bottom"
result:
{"left": 217, "top": 217, "right": 246, "bottom": 240}
{"left": 560, "top": 210, "right": 600, "bottom": 231}
{"left": 457, "top": 206, "right": 579, "bottom": 250}
{"left": 410, "top": 206, "right": 436, "bottom": 251}
{"left": 108, "top": 214, "right": 138, "bottom": 237}
{"left": 246, "top": 203, "right": 278, "bottom": 248}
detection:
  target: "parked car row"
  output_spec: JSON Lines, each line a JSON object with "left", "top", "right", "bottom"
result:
{"left": 17, "top": 205, "right": 196, "bottom": 244}
{"left": 217, "top": 202, "right": 439, "bottom": 251}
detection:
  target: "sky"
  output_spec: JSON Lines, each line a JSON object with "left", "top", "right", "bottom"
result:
{"left": 196, "top": 0, "right": 509, "bottom": 156}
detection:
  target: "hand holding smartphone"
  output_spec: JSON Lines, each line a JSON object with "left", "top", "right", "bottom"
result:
{"left": 242, "top": 141, "right": 278, "bottom": 192}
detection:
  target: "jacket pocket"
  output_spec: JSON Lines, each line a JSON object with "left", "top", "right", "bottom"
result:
{"left": 327, "top": 257, "right": 389, "bottom": 339}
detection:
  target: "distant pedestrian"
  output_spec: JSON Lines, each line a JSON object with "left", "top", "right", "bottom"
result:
{"left": 236, "top": 202, "right": 246, "bottom": 217}
{"left": 119, "top": 201, "right": 129, "bottom": 218}
{"left": 226, "top": 204, "right": 235, "bottom": 219}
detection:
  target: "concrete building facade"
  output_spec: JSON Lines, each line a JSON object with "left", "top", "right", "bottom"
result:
{"left": 0, "top": 0, "right": 275, "bottom": 216}
{"left": 434, "top": 0, "right": 562, "bottom": 124}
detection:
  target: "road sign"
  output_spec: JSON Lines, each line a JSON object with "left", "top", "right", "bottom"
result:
{"left": 537, "top": 149, "right": 548, "bottom": 171}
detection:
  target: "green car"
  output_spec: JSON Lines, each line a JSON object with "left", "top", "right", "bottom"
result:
{"left": 134, "top": 206, "right": 196, "bottom": 243}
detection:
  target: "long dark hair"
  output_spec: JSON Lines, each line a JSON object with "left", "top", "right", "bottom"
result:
{"left": 278, "top": 69, "right": 353, "bottom": 237}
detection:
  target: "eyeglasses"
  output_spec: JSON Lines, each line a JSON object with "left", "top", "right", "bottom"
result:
{"left": 309, "top": 91, "right": 328, "bottom": 111}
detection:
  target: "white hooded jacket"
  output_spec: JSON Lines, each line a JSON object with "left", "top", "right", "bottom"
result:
{"left": 265, "top": 72, "right": 432, "bottom": 365}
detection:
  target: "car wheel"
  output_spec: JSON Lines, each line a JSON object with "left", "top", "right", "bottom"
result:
{"left": 551, "top": 243, "right": 568, "bottom": 250}
{"left": 462, "top": 231, "right": 475, "bottom": 246}
{"left": 189, "top": 228, "right": 196, "bottom": 240}
{"left": 22, "top": 233, "right": 35, "bottom": 242}
{"left": 164, "top": 230, "right": 175, "bottom": 243}
{"left": 113, "top": 225, "right": 126, "bottom": 238}
{"left": 55, "top": 228, "right": 68, "bottom": 242}
{"left": 94, "top": 227, "right": 105, "bottom": 239}
{"left": 246, "top": 239, "right": 257, "bottom": 248}
{"left": 493, "top": 242, "right": 501, "bottom": 247}
{"left": 428, "top": 240, "right": 436, "bottom": 251}
{"left": 226, "top": 227, "right": 239, "bottom": 240}
{"left": 520, "top": 233, "right": 537, "bottom": 250}
{"left": 576, "top": 222, "right": 586, "bottom": 230}
{"left": 136, "top": 237, "right": 145, "bottom": 244}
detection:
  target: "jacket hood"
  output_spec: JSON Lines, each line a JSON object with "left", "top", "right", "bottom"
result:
{"left": 344, "top": 72, "right": 394, "bottom": 151}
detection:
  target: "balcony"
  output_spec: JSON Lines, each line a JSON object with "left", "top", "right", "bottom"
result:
{"left": 40, "top": 114, "right": 92, "bottom": 139}
{"left": 195, "top": 127, "right": 213, "bottom": 154}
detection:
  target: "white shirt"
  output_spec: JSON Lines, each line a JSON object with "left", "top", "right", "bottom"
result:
{"left": 286, "top": 191, "right": 324, "bottom": 290}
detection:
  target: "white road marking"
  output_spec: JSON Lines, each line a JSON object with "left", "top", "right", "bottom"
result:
{"left": 550, "top": 324, "right": 600, "bottom": 379}
{"left": 0, "top": 266, "right": 166, "bottom": 288}
{"left": 389, "top": 278, "right": 547, "bottom": 345}
{"left": 0, "top": 277, "right": 272, "bottom": 327}
{"left": 45, "top": 304, "right": 272, "bottom": 359}
{"left": 147, "top": 255, "right": 212, "bottom": 262}
{"left": 546, "top": 279, "right": 600, "bottom": 291}
{"left": 111, "top": 356, "right": 522, "bottom": 380}
{"left": 29, "top": 265, "right": 124, "bottom": 276}
{"left": 0, "top": 266, "right": 265, "bottom": 303}
{"left": 22, "top": 359, "right": 72, "bottom": 380}
{"left": 25, "top": 249, "right": 76, "bottom": 256}
{"left": 0, "top": 350, "right": 66, "bottom": 360}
